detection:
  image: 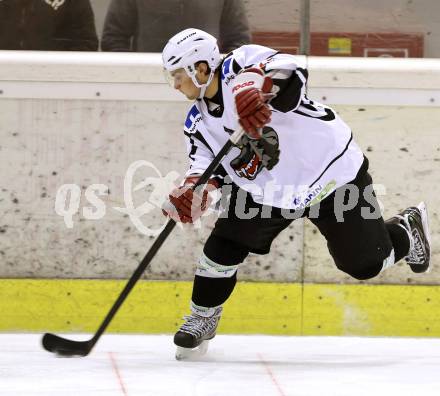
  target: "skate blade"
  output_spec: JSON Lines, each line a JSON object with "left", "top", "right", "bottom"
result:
{"left": 418, "top": 202, "right": 431, "bottom": 246}
{"left": 418, "top": 201, "right": 432, "bottom": 272}
{"left": 175, "top": 340, "right": 210, "bottom": 361}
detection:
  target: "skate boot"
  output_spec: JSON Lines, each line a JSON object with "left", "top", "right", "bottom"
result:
{"left": 392, "top": 202, "right": 431, "bottom": 273}
{"left": 174, "top": 305, "right": 222, "bottom": 360}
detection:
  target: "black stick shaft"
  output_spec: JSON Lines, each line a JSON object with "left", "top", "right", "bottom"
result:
{"left": 88, "top": 138, "right": 236, "bottom": 350}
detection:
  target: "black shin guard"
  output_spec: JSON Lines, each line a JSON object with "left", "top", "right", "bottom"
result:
{"left": 192, "top": 273, "right": 237, "bottom": 307}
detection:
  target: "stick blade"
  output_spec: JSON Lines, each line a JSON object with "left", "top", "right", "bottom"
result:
{"left": 41, "top": 333, "right": 92, "bottom": 357}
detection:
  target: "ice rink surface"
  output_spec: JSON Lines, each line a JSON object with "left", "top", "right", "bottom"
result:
{"left": 1, "top": 334, "right": 440, "bottom": 396}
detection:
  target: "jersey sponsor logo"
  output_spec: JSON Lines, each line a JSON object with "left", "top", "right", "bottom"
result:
{"left": 44, "top": 0, "right": 65, "bottom": 10}
{"left": 292, "top": 180, "right": 336, "bottom": 209}
{"left": 232, "top": 81, "right": 255, "bottom": 93}
{"left": 184, "top": 105, "right": 202, "bottom": 133}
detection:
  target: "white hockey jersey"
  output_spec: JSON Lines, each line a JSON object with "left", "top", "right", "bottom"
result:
{"left": 182, "top": 44, "right": 364, "bottom": 210}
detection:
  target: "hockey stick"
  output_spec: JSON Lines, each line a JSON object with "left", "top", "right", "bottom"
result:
{"left": 41, "top": 127, "right": 245, "bottom": 357}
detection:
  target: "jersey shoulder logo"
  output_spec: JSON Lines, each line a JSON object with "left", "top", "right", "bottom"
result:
{"left": 221, "top": 56, "right": 241, "bottom": 86}
{"left": 221, "top": 56, "right": 233, "bottom": 81}
{"left": 184, "top": 105, "right": 202, "bottom": 133}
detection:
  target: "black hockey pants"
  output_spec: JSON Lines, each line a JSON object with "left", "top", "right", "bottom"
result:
{"left": 192, "top": 158, "right": 410, "bottom": 308}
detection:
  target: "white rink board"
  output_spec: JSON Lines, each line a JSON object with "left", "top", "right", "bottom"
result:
{"left": 0, "top": 97, "right": 303, "bottom": 282}
{"left": 1, "top": 334, "right": 440, "bottom": 396}
{"left": 0, "top": 52, "right": 439, "bottom": 283}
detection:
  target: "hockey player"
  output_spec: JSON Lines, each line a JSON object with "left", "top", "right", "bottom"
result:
{"left": 161, "top": 29, "right": 431, "bottom": 359}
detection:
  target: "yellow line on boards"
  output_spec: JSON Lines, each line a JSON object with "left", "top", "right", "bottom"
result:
{"left": 0, "top": 279, "right": 438, "bottom": 337}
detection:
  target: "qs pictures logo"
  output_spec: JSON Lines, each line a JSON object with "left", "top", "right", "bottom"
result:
{"left": 54, "top": 160, "right": 180, "bottom": 236}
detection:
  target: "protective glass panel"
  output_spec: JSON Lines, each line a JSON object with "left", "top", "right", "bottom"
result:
{"left": 308, "top": 0, "right": 435, "bottom": 58}
{"left": 1, "top": 0, "right": 437, "bottom": 58}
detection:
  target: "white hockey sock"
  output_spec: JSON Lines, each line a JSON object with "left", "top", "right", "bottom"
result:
{"left": 190, "top": 301, "right": 222, "bottom": 318}
{"left": 380, "top": 248, "right": 396, "bottom": 272}
{"left": 195, "top": 252, "right": 239, "bottom": 278}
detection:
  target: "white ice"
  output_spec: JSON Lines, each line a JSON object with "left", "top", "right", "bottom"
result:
{"left": 1, "top": 334, "right": 440, "bottom": 396}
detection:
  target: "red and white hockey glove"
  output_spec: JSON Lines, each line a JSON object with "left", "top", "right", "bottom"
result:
{"left": 232, "top": 68, "right": 273, "bottom": 139}
{"left": 162, "top": 176, "right": 220, "bottom": 224}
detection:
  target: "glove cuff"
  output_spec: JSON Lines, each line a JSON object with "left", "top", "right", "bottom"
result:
{"left": 183, "top": 175, "right": 220, "bottom": 189}
{"left": 232, "top": 69, "right": 265, "bottom": 98}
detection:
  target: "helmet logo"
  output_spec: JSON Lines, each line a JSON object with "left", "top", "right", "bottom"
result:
{"left": 177, "top": 32, "right": 197, "bottom": 44}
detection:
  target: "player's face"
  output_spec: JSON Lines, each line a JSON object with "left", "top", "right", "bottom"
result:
{"left": 169, "top": 69, "right": 200, "bottom": 100}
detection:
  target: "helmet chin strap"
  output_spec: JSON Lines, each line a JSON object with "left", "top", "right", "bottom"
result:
{"left": 197, "top": 70, "right": 215, "bottom": 99}
{"left": 186, "top": 67, "right": 215, "bottom": 100}
{"left": 198, "top": 84, "right": 207, "bottom": 99}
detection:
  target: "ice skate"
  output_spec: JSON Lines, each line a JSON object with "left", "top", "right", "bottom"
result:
{"left": 175, "top": 339, "right": 211, "bottom": 361}
{"left": 393, "top": 202, "right": 431, "bottom": 273}
{"left": 174, "top": 306, "right": 222, "bottom": 360}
